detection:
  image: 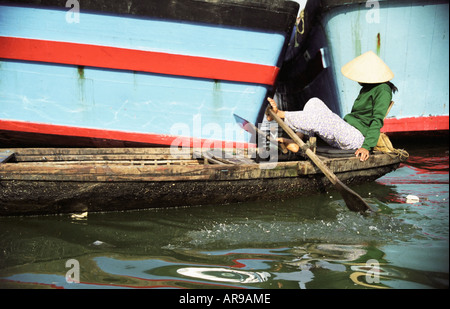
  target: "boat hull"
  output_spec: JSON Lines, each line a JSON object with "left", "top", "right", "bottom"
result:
{"left": 0, "top": 0, "right": 299, "bottom": 147}
{"left": 277, "top": 0, "right": 449, "bottom": 134}
{"left": 0, "top": 147, "right": 402, "bottom": 216}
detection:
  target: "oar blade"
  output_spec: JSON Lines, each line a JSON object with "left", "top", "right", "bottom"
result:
{"left": 335, "top": 179, "right": 377, "bottom": 213}
{"left": 265, "top": 105, "right": 377, "bottom": 213}
{"left": 233, "top": 114, "right": 256, "bottom": 136}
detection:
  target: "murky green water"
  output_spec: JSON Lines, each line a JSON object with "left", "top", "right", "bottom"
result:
{"left": 0, "top": 144, "right": 448, "bottom": 291}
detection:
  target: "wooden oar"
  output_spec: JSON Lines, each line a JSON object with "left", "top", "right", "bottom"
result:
{"left": 265, "top": 105, "right": 376, "bottom": 213}
{"left": 233, "top": 113, "right": 288, "bottom": 154}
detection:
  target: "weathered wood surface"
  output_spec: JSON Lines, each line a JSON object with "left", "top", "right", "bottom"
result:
{"left": 0, "top": 147, "right": 402, "bottom": 216}
{"left": 0, "top": 152, "right": 398, "bottom": 182}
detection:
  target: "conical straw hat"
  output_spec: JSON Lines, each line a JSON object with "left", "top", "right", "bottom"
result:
{"left": 341, "top": 51, "right": 394, "bottom": 83}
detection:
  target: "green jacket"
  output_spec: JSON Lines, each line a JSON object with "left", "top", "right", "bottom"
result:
{"left": 344, "top": 83, "right": 392, "bottom": 150}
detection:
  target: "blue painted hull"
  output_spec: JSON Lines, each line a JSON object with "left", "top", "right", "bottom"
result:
{"left": 277, "top": 0, "right": 449, "bottom": 133}
{"left": 0, "top": 1, "right": 299, "bottom": 147}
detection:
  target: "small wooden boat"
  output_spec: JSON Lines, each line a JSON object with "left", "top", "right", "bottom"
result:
{"left": 0, "top": 147, "right": 404, "bottom": 216}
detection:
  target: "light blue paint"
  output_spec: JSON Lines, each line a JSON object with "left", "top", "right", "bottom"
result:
{"left": 0, "top": 4, "right": 290, "bottom": 144}
{"left": 0, "top": 61, "right": 265, "bottom": 143}
{"left": 321, "top": 1, "right": 449, "bottom": 119}
{"left": 0, "top": 5, "right": 285, "bottom": 65}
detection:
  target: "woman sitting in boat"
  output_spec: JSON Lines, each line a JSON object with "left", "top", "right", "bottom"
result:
{"left": 267, "top": 50, "right": 397, "bottom": 162}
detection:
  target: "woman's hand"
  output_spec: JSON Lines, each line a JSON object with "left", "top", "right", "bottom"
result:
{"left": 266, "top": 98, "right": 285, "bottom": 121}
{"left": 355, "top": 148, "right": 370, "bottom": 161}
{"left": 267, "top": 97, "right": 278, "bottom": 113}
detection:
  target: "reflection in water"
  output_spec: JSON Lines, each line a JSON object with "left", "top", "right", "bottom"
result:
{"left": 0, "top": 147, "right": 448, "bottom": 289}
{"left": 177, "top": 267, "right": 271, "bottom": 284}
{"left": 0, "top": 244, "right": 369, "bottom": 289}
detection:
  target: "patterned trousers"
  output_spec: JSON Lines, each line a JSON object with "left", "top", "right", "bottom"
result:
{"left": 283, "top": 97, "right": 364, "bottom": 150}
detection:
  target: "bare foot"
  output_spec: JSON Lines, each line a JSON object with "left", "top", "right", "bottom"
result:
{"left": 277, "top": 137, "right": 300, "bottom": 153}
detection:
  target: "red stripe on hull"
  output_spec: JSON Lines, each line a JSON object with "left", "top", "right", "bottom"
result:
{"left": 382, "top": 115, "right": 449, "bottom": 133}
{"left": 0, "top": 120, "right": 255, "bottom": 149}
{"left": 0, "top": 36, "right": 279, "bottom": 85}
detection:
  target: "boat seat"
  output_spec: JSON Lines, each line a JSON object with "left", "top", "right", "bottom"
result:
{"left": 316, "top": 101, "right": 394, "bottom": 158}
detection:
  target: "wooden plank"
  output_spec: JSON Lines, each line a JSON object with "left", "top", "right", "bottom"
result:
{"left": 0, "top": 147, "right": 190, "bottom": 158}
{"left": 204, "top": 149, "right": 255, "bottom": 165}
{"left": 193, "top": 150, "right": 226, "bottom": 165}
{"left": 16, "top": 159, "right": 201, "bottom": 166}
{"left": 0, "top": 160, "right": 304, "bottom": 182}
{"left": 205, "top": 150, "right": 238, "bottom": 165}
{"left": 2, "top": 147, "right": 255, "bottom": 163}
{"left": 326, "top": 153, "right": 401, "bottom": 173}
{"left": 14, "top": 154, "right": 196, "bottom": 162}
{"left": 0, "top": 147, "right": 251, "bottom": 156}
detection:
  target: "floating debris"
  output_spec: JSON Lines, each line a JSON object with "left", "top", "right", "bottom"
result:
{"left": 70, "top": 212, "right": 88, "bottom": 220}
{"left": 90, "top": 240, "right": 115, "bottom": 248}
{"left": 406, "top": 195, "right": 420, "bottom": 204}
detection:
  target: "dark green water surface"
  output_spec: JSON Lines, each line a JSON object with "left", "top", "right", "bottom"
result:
{"left": 0, "top": 144, "right": 448, "bottom": 290}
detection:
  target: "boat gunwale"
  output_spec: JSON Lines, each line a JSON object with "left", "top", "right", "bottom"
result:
{"left": 320, "top": 0, "right": 449, "bottom": 11}
{"left": 1, "top": 0, "right": 300, "bottom": 34}
{"left": 0, "top": 147, "right": 402, "bottom": 183}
